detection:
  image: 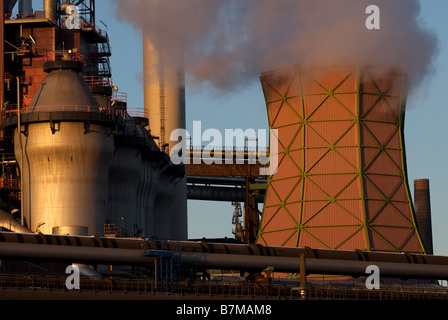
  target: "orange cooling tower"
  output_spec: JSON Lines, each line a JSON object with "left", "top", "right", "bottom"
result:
{"left": 257, "top": 65, "right": 426, "bottom": 254}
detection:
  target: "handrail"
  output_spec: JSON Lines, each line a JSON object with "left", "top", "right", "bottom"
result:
{"left": 0, "top": 178, "right": 20, "bottom": 189}
{"left": 42, "top": 50, "right": 83, "bottom": 63}
{"left": 127, "top": 107, "right": 149, "bottom": 119}
{"left": 4, "top": 12, "right": 35, "bottom": 20}
{"left": 113, "top": 92, "right": 127, "bottom": 103}
{"left": 84, "top": 76, "right": 113, "bottom": 87}
{"left": 2, "top": 104, "right": 126, "bottom": 120}
{"left": 81, "top": 21, "right": 106, "bottom": 37}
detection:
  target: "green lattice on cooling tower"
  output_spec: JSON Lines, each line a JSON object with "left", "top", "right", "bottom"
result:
{"left": 257, "top": 65, "right": 426, "bottom": 254}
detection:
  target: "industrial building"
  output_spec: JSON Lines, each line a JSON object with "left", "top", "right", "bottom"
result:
{"left": 0, "top": 0, "right": 187, "bottom": 240}
{"left": 0, "top": 0, "right": 446, "bottom": 301}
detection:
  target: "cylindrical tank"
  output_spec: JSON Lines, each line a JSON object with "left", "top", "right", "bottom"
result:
{"left": 170, "top": 175, "right": 188, "bottom": 239}
{"left": 414, "top": 179, "right": 433, "bottom": 254}
{"left": 107, "top": 145, "right": 143, "bottom": 236}
{"left": 15, "top": 122, "right": 114, "bottom": 236}
{"left": 137, "top": 158, "right": 160, "bottom": 238}
{"left": 151, "top": 170, "right": 176, "bottom": 239}
{"left": 14, "top": 64, "right": 115, "bottom": 236}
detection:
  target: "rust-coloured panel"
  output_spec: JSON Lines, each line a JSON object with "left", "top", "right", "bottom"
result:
{"left": 257, "top": 65, "right": 425, "bottom": 254}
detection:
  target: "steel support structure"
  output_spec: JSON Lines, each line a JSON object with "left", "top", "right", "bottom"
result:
{"left": 186, "top": 148, "right": 267, "bottom": 243}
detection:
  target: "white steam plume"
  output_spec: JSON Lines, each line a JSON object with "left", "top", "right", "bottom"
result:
{"left": 112, "top": 0, "right": 439, "bottom": 93}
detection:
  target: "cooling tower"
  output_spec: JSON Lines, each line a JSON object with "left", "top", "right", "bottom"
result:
{"left": 257, "top": 65, "right": 426, "bottom": 254}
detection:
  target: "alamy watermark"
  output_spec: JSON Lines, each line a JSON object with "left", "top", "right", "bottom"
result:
{"left": 63, "top": 4, "right": 81, "bottom": 30}
{"left": 365, "top": 265, "right": 380, "bottom": 289}
{"left": 65, "top": 265, "right": 80, "bottom": 290}
{"left": 365, "top": 5, "right": 380, "bottom": 30}
{"left": 169, "top": 121, "right": 279, "bottom": 176}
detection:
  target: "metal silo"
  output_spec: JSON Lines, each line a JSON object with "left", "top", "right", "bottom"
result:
{"left": 257, "top": 65, "right": 426, "bottom": 254}
{"left": 12, "top": 58, "right": 119, "bottom": 236}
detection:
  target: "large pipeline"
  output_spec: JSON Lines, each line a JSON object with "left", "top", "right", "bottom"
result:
{"left": 0, "top": 231, "right": 447, "bottom": 264}
{"left": 0, "top": 241, "right": 447, "bottom": 280}
{"left": 0, "top": 232, "right": 448, "bottom": 280}
{"left": 0, "top": 210, "right": 32, "bottom": 233}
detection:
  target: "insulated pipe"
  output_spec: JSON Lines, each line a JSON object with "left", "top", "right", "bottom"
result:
{"left": 1, "top": 232, "right": 448, "bottom": 266}
{"left": 0, "top": 231, "right": 447, "bottom": 265}
{"left": 0, "top": 210, "right": 33, "bottom": 233}
{"left": 187, "top": 185, "right": 265, "bottom": 203}
{"left": 187, "top": 176, "right": 267, "bottom": 186}
{"left": 171, "top": 251, "right": 448, "bottom": 280}
{"left": 187, "top": 148, "right": 263, "bottom": 163}
{"left": 0, "top": 242, "right": 448, "bottom": 280}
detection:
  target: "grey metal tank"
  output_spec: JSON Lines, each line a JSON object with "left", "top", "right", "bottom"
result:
{"left": 14, "top": 61, "right": 115, "bottom": 236}
{"left": 107, "top": 143, "right": 143, "bottom": 236}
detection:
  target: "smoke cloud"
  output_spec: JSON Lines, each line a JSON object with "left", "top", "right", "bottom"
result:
{"left": 112, "top": 0, "right": 439, "bottom": 94}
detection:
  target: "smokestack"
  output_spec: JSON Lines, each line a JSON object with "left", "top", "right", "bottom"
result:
{"left": 18, "top": 0, "right": 32, "bottom": 15}
{"left": 414, "top": 179, "right": 434, "bottom": 255}
{"left": 43, "top": 0, "right": 57, "bottom": 22}
{"left": 142, "top": 33, "right": 188, "bottom": 240}
{"left": 142, "top": 34, "right": 186, "bottom": 152}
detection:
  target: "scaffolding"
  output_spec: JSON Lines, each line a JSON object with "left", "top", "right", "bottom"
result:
{"left": 144, "top": 241, "right": 182, "bottom": 294}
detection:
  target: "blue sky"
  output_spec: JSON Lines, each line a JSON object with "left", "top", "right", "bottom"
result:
{"left": 90, "top": 1, "right": 448, "bottom": 255}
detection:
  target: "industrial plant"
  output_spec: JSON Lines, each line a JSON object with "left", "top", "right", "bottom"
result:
{"left": 0, "top": 0, "right": 446, "bottom": 302}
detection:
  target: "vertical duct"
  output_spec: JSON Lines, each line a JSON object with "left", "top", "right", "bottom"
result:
{"left": 414, "top": 179, "right": 433, "bottom": 254}
{"left": 107, "top": 146, "right": 143, "bottom": 236}
{"left": 43, "top": 0, "right": 57, "bottom": 22}
{"left": 18, "top": 0, "right": 32, "bottom": 15}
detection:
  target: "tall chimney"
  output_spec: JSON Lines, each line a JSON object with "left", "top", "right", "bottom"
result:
{"left": 43, "top": 0, "right": 57, "bottom": 22}
{"left": 142, "top": 33, "right": 188, "bottom": 240}
{"left": 142, "top": 34, "right": 186, "bottom": 153}
{"left": 414, "top": 179, "right": 434, "bottom": 254}
{"left": 18, "top": 0, "right": 32, "bottom": 15}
